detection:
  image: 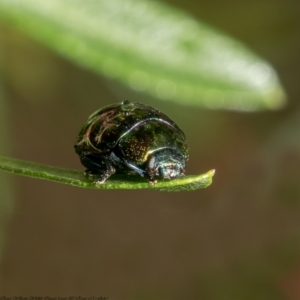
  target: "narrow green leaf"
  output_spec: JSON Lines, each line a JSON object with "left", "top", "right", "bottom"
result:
{"left": 0, "top": 156, "right": 214, "bottom": 192}
{"left": 0, "top": 0, "right": 286, "bottom": 111}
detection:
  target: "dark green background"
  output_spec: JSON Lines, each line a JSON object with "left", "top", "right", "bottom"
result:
{"left": 0, "top": 0, "right": 300, "bottom": 299}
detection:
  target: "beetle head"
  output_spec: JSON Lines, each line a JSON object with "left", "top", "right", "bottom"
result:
{"left": 147, "top": 148, "right": 186, "bottom": 180}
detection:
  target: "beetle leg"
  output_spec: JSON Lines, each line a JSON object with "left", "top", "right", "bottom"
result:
{"left": 93, "top": 163, "right": 116, "bottom": 184}
{"left": 121, "top": 160, "right": 145, "bottom": 177}
{"left": 119, "top": 158, "right": 157, "bottom": 185}
{"left": 144, "top": 173, "right": 157, "bottom": 185}
{"left": 112, "top": 152, "right": 156, "bottom": 184}
{"left": 79, "top": 152, "right": 115, "bottom": 184}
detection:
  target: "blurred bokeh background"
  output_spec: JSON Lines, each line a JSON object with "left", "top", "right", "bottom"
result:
{"left": 0, "top": 0, "right": 300, "bottom": 299}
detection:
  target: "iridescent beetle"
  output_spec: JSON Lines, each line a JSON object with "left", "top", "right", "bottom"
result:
{"left": 74, "top": 100, "right": 188, "bottom": 184}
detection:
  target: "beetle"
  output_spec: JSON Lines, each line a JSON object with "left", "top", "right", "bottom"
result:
{"left": 74, "top": 100, "right": 188, "bottom": 184}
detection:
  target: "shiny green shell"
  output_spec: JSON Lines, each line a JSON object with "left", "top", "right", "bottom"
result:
{"left": 75, "top": 101, "right": 188, "bottom": 167}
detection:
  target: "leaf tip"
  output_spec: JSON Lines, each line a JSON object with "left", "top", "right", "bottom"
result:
{"left": 266, "top": 87, "right": 287, "bottom": 110}
{"left": 207, "top": 169, "right": 216, "bottom": 178}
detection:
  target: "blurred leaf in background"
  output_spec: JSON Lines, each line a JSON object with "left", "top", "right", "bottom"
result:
{"left": 0, "top": 0, "right": 286, "bottom": 111}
